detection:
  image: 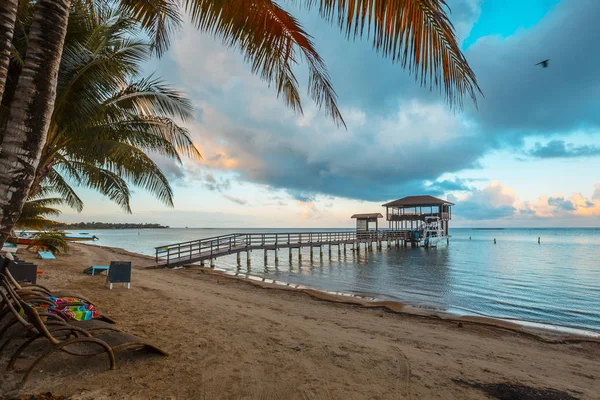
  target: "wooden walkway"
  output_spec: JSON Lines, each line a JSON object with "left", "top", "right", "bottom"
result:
{"left": 155, "top": 231, "right": 415, "bottom": 268}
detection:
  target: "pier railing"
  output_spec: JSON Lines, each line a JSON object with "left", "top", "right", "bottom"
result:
{"left": 155, "top": 230, "right": 412, "bottom": 267}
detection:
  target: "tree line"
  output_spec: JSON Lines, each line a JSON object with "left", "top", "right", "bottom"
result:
{"left": 49, "top": 222, "right": 168, "bottom": 230}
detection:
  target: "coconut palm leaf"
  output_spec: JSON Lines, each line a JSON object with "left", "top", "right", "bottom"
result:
{"left": 43, "top": 170, "right": 85, "bottom": 212}
{"left": 297, "top": 0, "right": 481, "bottom": 107}
{"left": 17, "top": 197, "right": 64, "bottom": 230}
{"left": 56, "top": 160, "right": 134, "bottom": 213}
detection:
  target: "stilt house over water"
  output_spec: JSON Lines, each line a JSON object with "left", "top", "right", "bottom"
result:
{"left": 382, "top": 195, "right": 454, "bottom": 236}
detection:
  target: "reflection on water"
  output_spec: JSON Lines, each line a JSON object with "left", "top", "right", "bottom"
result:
{"left": 87, "top": 227, "right": 600, "bottom": 333}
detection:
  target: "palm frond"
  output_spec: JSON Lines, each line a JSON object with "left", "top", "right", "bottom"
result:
{"left": 82, "top": 116, "right": 201, "bottom": 161}
{"left": 184, "top": 0, "right": 345, "bottom": 127}
{"left": 60, "top": 140, "right": 175, "bottom": 208}
{"left": 118, "top": 0, "right": 183, "bottom": 56}
{"left": 298, "top": 0, "right": 481, "bottom": 107}
{"left": 17, "top": 198, "right": 64, "bottom": 231}
{"left": 56, "top": 161, "right": 134, "bottom": 213}
{"left": 103, "top": 76, "right": 194, "bottom": 121}
{"left": 43, "top": 169, "right": 85, "bottom": 212}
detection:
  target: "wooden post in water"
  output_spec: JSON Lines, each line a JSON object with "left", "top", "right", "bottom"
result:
{"left": 289, "top": 248, "right": 292, "bottom": 262}
{"left": 210, "top": 258, "right": 215, "bottom": 268}
{"left": 275, "top": 249, "right": 279, "bottom": 264}
{"left": 264, "top": 249, "right": 268, "bottom": 265}
{"left": 247, "top": 251, "right": 251, "bottom": 266}
{"left": 236, "top": 253, "right": 241, "bottom": 266}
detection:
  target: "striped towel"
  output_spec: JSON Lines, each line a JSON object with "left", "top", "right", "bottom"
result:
{"left": 28, "top": 297, "right": 102, "bottom": 321}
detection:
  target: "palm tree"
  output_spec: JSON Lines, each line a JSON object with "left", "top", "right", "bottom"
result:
{"left": 0, "top": 0, "right": 481, "bottom": 243}
{"left": 23, "top": 10, "right": 200, "bottom": 212}
{"left": 0, "top": 0, "right": 19, "bottom": 102}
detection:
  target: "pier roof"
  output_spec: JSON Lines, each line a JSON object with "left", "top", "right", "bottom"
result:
{"left": 382, "top": 195, "right": 454, "bottom": 207}
{"left": 351, "top": 213, "right": 383, "bottom": 219}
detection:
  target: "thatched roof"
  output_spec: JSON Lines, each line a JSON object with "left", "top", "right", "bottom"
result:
{"left": 382, "top": 195, "right": 454, "bottom": 207}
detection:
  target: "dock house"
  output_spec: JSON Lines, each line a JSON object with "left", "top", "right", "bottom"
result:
{"left": 382, "top": 195, "right": 453, "bottom": 236}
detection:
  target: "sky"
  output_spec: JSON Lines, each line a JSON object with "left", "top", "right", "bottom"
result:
{"left": 59, "top": 0, "right": 600, "bottom": 228}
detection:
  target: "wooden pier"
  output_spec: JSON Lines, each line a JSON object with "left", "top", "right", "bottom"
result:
{"left": 155, "top": 195, "right": 454, "bottom": 268}
{"left": 155, "top": 230, "right": 412, "bottom": 268}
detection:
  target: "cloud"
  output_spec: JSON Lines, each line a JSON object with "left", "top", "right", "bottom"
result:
{"left": 163, "top": 1, "right": 600, "bottom": 205}
{"left": 427, "top": 177, "right": 473, "bottom": 193}
{"left": 547, "top": 196, "right": 576, "bottom": 211}
{"left": 453, "top": 182, "right": 600, "bottom": 223}
{"left": 463, "top": 0, "right": 600, "bottom": 139}
{"left": 453, "top": 181, "right": 517, "bottom": 220}
{"left": 525, "top": 140, "right": 600, "bottom": 159}
{"left": 202, "top": 172, "right": 231, "bottom": 192}
{"left": 223, "top": 194, "right": 247, "bottom": 205}
{"left": 150, "top": 156, "right": 186, "bottom": 182}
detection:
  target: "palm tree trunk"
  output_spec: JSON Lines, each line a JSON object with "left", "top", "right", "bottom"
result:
{"left": 0, "top": 0, "right": 71, "bottom": 243}
{"left": 0, "top": 0, "right": 19, "bottom": 102}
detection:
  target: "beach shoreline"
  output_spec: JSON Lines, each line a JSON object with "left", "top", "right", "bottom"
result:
{"left": 2, "top": 242, "right": 599, "bottom": 399}
{"left": 90, "top": 242, "right": 600, "bottom": 340}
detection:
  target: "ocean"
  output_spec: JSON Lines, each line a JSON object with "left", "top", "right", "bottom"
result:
{"left": 82, "top": 227, "right": 600, "bottom": 335}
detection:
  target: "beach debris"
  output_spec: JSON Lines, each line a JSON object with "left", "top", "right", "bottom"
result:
{"left": 457, "top": 322, "right": 464, "bottom": 328}
{"left": 451, "top": 378, "right": 579, "bottom": 400}
{"left": 535, "top": 59, "right": 550, "bottom": 68}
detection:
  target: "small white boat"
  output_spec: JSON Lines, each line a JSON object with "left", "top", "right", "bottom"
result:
{"left": 421, "top": 216, "right": 449, "bottom": 248}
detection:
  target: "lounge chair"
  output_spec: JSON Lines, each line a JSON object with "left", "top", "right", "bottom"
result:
{"left": 0, "top": 276, "right": 114, "bottom": 341}
{"left": 0, "top": 282, "right": 166, "bottom": 389}
{"left": 37, "top": 251, "right": 56, "bottom": 260}
{"left": 1, "top": 258, "right": 94, "bottom": 304}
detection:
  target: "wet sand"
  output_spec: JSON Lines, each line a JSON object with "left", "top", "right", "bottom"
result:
{"left": 1, "top": 243, "right": 599, "bottom": 399}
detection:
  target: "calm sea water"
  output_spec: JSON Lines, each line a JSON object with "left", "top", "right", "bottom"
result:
{"left": 82, "top": 227, "right": 600, "bottom": 334}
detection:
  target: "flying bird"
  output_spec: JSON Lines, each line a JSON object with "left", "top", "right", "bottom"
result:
{"left": 535, "top": 59, "right": 550, "bottom": 68}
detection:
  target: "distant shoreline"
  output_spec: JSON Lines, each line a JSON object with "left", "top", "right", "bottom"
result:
{"left": 50, "top": 222, "right": 169, "bottom": 230}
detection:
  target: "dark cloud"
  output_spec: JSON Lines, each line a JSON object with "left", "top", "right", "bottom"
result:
{"left": 547, "top": 196, "right": 576, "bottom": 211}
{"left": 427, "top": 178, "right": 473, "bottom": 192}
{"left": 203, "top": 172, "right": 231, "bottom": 192}
{"left": 526, "top": 140, "right": 600, "bottom": 159}
{"left": 223, "top": 194, "right": 247, "bottom": 205}
{"left": 463, "top": 0, "right": 600, "bottom": 140}
{"left": 150, "top": 156, "right": 186, "bottom": 182}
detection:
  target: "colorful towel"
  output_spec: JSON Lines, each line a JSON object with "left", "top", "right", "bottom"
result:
{"left": 27, "top": 296, "right": 102, "bottom": 321}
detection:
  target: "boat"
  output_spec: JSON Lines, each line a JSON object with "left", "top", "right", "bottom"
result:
{"left": 420, "top": 216, "right": 449, "bottom": 248}
{"left": 8, "top": 231, "right": 99, "bottom": 245}
{"left": 65, "top": 233, "right": 99, "bottom": 241}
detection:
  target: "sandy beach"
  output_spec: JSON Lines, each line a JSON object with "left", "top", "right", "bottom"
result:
{"left": 1, "top": 243, "right": 599, "bottom": 399}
